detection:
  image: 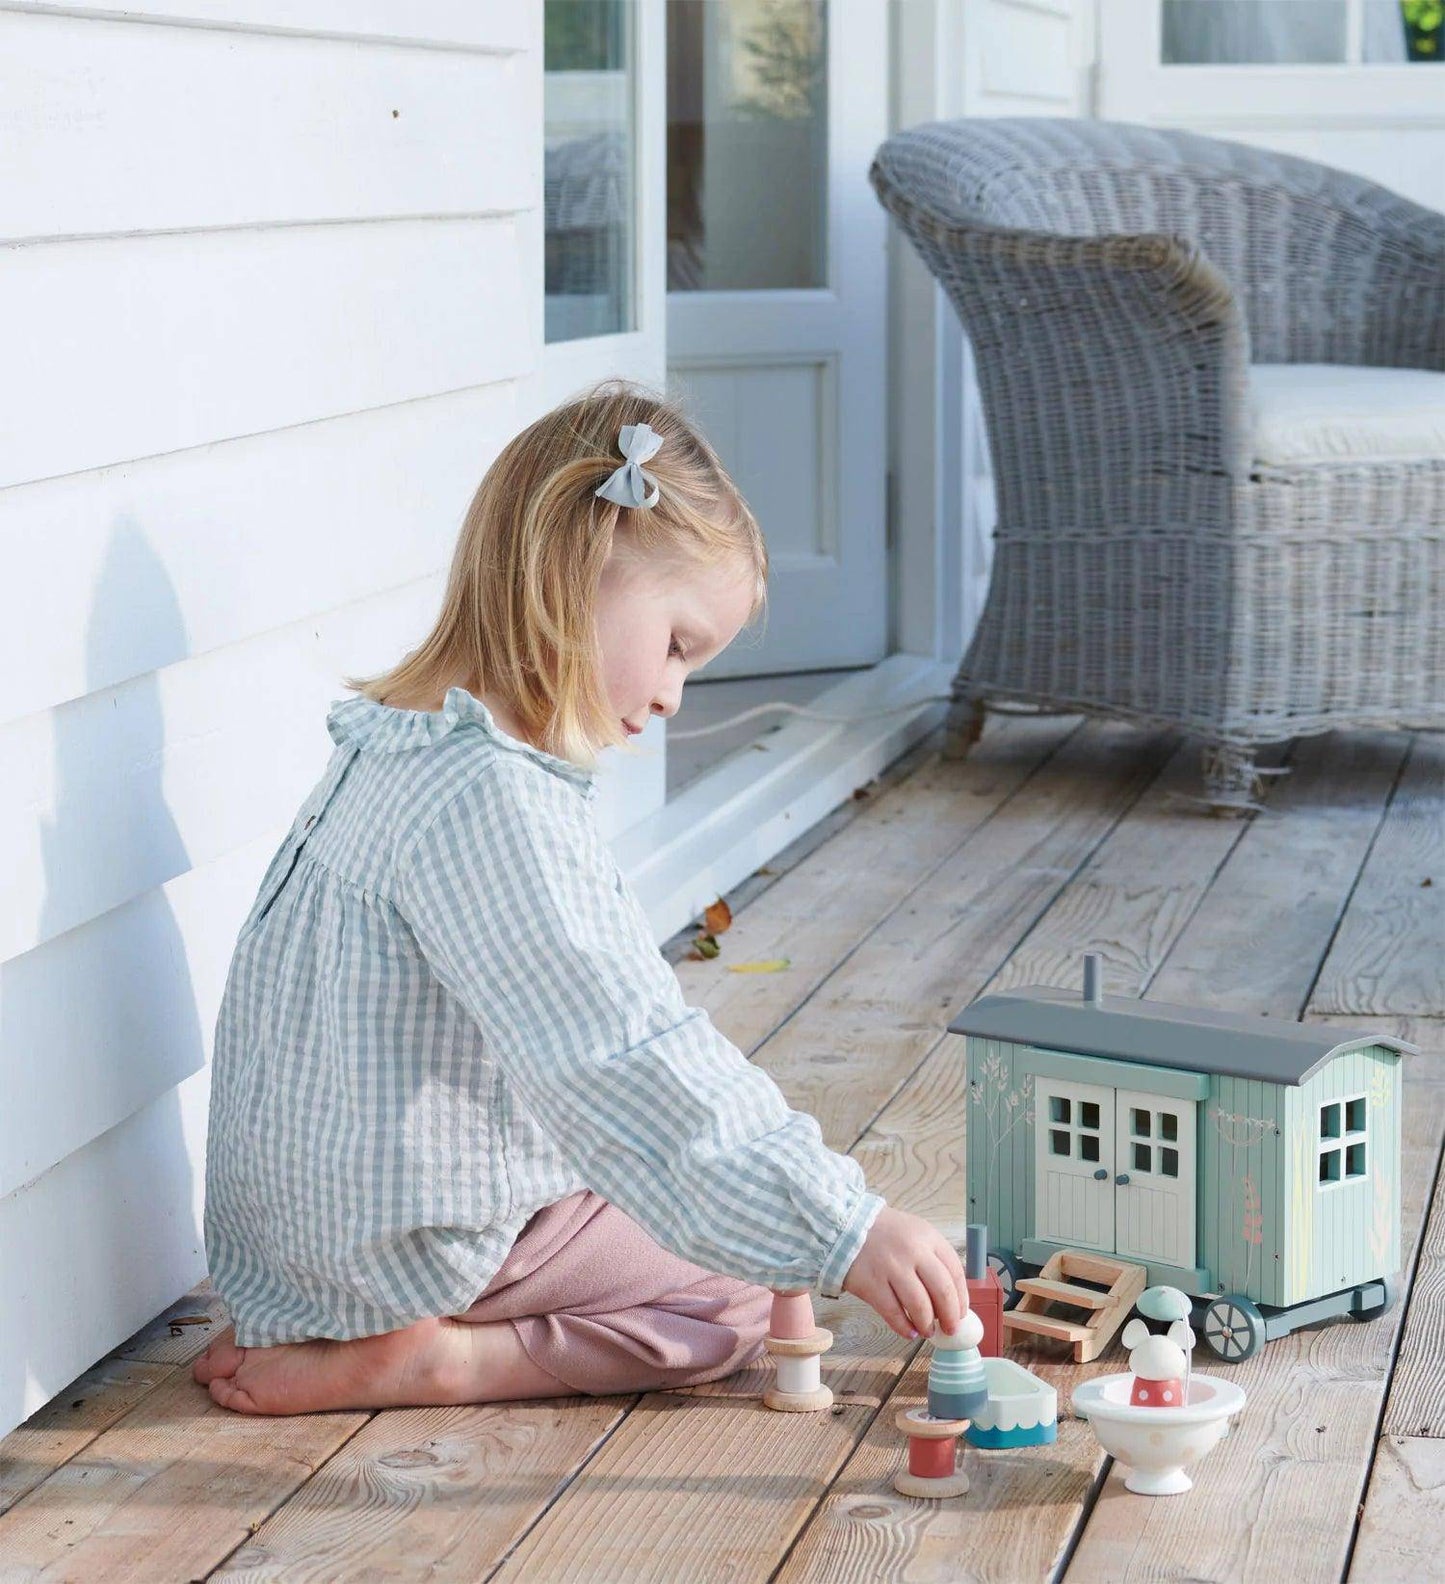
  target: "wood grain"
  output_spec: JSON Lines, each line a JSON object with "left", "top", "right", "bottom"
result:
{"left": 1382, "top": 1087, "right": 1445, "bottom": 1437}
{"left": 1349, "top": 1435, "right": 1445, "bottom": 1581}
{"left": 1311, "top": 733, "right": 1445, "bottom": 1018}
{"left": 675, "top": 712, "right": 1080, "bottom": 1056}
{"left": 212, "top": 1398, "right": 630, "bottom": 1583}
{"left": 0, "top": 1362, "right": 367, "bottom": 1582}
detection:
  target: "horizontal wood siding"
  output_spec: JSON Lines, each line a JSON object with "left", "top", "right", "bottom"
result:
{"left": 0, "top": 383, "right": 517, "bottom": 729}
{"left": 0, "top": 3, "right": 541, "bottom": 1438}
{"left": 1202, "top": 1077, "right": 1288, "bottom": 1307}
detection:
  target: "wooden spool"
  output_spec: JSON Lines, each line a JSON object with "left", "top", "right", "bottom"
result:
{"left": 762, "top": 1328, "right": 834, "bottom": 1412}
{"left": 892, "top": 1405, "right": 971, "bottom": 1499}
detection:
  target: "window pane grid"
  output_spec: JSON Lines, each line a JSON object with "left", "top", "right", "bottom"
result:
{"left": 1318, "top": 1093, "right": 1368, "bottom": 1187}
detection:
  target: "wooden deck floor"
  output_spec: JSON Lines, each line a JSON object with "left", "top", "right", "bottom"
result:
{"left": 2, "top": 716, "right": 1441, "bottom": 1582}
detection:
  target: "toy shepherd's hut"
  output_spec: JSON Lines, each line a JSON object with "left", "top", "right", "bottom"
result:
{"left": 951, "top": 956, "right": 1414, "bottom": 1360}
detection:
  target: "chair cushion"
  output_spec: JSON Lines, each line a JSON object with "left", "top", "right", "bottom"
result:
{"left": 1249, "top": 363, "right": 1445, "bottom": 467}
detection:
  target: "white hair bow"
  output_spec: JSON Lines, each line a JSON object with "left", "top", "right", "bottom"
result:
{"left": 594, "top": 423, "right": 663, "bottom": 509}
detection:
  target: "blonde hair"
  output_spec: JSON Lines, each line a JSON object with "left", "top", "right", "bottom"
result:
{"left": 350, "top": 380, "right": 767, "bottom": 768}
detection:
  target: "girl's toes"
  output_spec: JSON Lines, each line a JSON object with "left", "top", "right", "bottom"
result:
{"left": 208, "top": 1373, "right": 261, "bottom": 1415}
{"left": 193, "top": 1328, "right": 244, "bottom": 1385}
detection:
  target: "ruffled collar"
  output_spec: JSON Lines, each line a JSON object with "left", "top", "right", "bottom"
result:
{"left": 326, "top": 687, "right": 596, "bottom": 794}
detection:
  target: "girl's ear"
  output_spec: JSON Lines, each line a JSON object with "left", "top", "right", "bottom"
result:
{"left": 1121, "top": 1319, "right": 1148, "bottom": 1349}
{"left": 1168, "top": 1319, "right": 1196, "bottom": 1352}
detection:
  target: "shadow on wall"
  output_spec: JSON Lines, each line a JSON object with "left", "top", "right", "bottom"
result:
{"left": 2, "top": 524, "right": 205, "bottom": 1430}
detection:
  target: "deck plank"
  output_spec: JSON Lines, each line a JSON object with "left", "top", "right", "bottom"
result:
{"left": 1382, "top": 1022, "right": 1445, "bottom": 1439}
{"left": 673, "top": 713, "right": 1079, "bottom": 1055}
{"left": 1311, "top": 733, "right": 1444, "bottom": 1017}
{"left": 210, "top": 1396, "right": 631, "bottom": 1582}
{"left": 0, "top": 1367, "right": 367, "bottom": 1583}
{"left": 1349, "top": 1434, "right": 1445, "bottom": 1581}
{"left": 0, "top": 1282, "right": 226, "bottom": 1517}
{"left": 779, "top": 726, "right": 1413, "bottom": 1583}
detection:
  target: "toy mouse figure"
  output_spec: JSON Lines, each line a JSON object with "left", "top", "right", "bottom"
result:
{"left": 1122, "top": 1285, "right": 1196, "bottom": 1409}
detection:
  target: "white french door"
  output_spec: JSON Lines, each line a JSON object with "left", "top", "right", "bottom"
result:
{"left": 1035, "top": 1078, "right": 1197, "bottom": 1269}
{"left": 664, "top": 0, "right": 889, "bottom": 677}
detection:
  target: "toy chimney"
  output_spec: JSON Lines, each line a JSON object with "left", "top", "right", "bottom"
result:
{"left": 1083, "top": 952, "right": 1104, "bottom": 1007}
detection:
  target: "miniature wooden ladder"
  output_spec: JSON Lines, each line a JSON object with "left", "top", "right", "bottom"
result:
{"left": 1003, "top": 1251, "right": 1148, "bottom": 1363}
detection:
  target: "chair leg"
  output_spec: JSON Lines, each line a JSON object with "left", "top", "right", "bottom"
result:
{"left": 1199, "top": 743, "right": 1269, "bottom": 815}
{"left": 941, "top": 697, "right": 987, "bottom": 761}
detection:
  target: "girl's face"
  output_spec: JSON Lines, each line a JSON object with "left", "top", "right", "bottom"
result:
{"left": 594, "top": 543, "right": 758, "bottom": 739}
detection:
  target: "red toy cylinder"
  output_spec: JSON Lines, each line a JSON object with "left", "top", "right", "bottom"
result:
{"left": 907, "top": 1434, "right": 957, "bottom": 1480}
{"left": 966, "top": 1271, "right": 1004, "bottom": 1358}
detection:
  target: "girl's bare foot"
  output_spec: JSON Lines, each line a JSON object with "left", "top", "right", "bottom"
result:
{"left": 191, "top": 1316, "right": 568, "bottom": 1415}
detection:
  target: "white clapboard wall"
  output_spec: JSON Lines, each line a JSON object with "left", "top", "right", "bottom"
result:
{"left": 0, "top": 1, "right": 570, "bottom": 1439}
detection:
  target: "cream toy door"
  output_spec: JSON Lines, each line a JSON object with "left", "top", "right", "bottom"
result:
{"left": 1114, "top": 1089, "right": 1197, "bottom": 1269}
{"left": 1034, "top": 1078, "right": 1115, "bottom": 1252}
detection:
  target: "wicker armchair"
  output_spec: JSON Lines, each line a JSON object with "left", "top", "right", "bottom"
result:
{"left": 870, "top": 119, "right": 1445, "bottom": 808}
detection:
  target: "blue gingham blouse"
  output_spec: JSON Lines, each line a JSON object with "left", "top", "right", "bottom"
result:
{"left": 204, "top": 688, "right": 884, "bottom": 1345}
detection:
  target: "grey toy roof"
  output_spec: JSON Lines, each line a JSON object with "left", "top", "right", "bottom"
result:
{"left": 949, "top": 985, "right": 1416, "bottom": 1086}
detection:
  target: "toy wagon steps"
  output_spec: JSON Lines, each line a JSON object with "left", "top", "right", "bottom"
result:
{"left": 1003, "top": 1250, "right": 1147, "bottom": 1363}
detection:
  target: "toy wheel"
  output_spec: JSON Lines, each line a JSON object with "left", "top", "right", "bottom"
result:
{"left": 988, "top": 1248, "right": 1020, "bottom": 1310}
{"left": 1203, "top": 1294, "right": 1265, "bottom": 1362}
{"left": 1351, "top": 1273, "right": 1399, "bottom": 1321}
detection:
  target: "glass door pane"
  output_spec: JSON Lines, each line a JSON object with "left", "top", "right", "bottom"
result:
{"left": 1161, "top": 0, "right": 1347, "bottom": 62}
{"left": 544, "top": 1, "right": 637, "bottom": 343}
{"left": 667, "top": 0, "right": 827, "bottom": 291}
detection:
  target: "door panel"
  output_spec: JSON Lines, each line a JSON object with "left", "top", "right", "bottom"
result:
{"left": 1115, "top": 1089, "right": 1197, "bottom": 1268}
{"left": 1034, "top": 1078, "right": 1115, "bottom": 1251}
{"left": 665, "top": 0, "right": 887, "bottom": 677}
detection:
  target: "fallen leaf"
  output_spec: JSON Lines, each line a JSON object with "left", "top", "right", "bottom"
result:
{"left": 726, "top": 958, "right": 791, "bottom": 974}
{"left": 703, "top": 898, "right": 733, "bottom": 935}
{"left": 693, "top": 933, "right": 721, "bottom": 959}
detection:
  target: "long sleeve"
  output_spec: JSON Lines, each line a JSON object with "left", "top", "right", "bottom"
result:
{"left": 394, "top": 758, "right": 884, "bottom": 1297}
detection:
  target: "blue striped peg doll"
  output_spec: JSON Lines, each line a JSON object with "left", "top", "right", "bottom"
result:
{"left": 927, "top": 1308, "right": 988, "bottom": 1421}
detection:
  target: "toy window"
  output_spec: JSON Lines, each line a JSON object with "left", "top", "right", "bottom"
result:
{"left": 1080, "top": 1134, "right": 1100, "bottom": 1162}
{"left": 1159, "top": 1113, "right": 1179, "bottom": 1142}
{"left": 1318, "top": 1094, "right": 1367, "bottom": 1189}
{"left": 1160, "top": 1147, "right": 1179, "bottom": 1177}
{"left": 1131, "top": 1108, "right": 1151, "bottom": 1138}
{"left": 1051, "top": 1097, "right": 1071, "bottom": 1124}
{"left": 1050, "top": 1129, "right": 1071, "bottom": 1157}
{"left": 1081, "top": 1101, "right": 1101, "bottom": 1129}
{"left": 1132, "top": 1141, "right": 1152, "bottom": 1171}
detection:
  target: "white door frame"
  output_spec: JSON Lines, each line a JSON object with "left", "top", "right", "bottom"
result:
{"left": 537, "top": 2, "right": 962, "bottom": 942}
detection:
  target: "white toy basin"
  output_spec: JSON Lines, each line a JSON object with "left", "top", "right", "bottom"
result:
{"left": 1071, "top": 1372, "right": 1247, "bottom": 1496}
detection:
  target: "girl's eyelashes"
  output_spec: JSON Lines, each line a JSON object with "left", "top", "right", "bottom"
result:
{"left": 669, "top": 635, "right": 687, "bottom": 660}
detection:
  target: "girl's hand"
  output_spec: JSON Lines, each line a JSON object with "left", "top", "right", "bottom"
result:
{"left": 841, "top": 1205, "right": 968, "bottom": 1340}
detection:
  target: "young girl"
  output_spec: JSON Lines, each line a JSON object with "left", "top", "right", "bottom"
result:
{"left": 194, "top": 381, "right": 967, "bottom": 1415}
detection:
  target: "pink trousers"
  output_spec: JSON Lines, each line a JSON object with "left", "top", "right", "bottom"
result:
{"left": 447, "top": 1190, "right": 773, "bottom": 1395}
